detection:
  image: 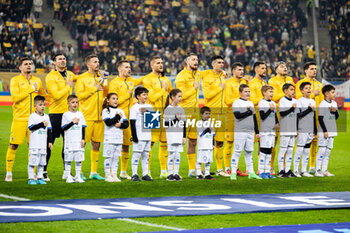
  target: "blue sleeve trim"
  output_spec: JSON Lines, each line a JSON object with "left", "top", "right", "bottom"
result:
{"left": 61, "top": 124, "right": 67, "bottom": 129}
{"left": 28, "top": 124, "right": 34, "bottom": 129}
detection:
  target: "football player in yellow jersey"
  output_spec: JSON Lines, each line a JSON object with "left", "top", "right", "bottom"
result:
{"left": 142, "top": 56, "right": 173, "bottom": 178}
{"left": 295, "top": 62, "right": 323, "bottom": 173}
{"left": 44, "top": 52, "right": 77, "bottom": 181}
{"left": 109, "top": 60, "right": 143, "bottom": 180}
{"left": 175, "top": 53, "right": 201, "bottom": 177}
{"left": 201, "top": 55, "right": 229, "bottom": 177}
{"left": 268, "top": 61, "right": 294, "bottom": 174}
{"left": 223, "top": 62, "right": 248, "bottom": 176}
{"left": 76, "top": 54, "right": 107, "bottom": 180}
{"left": 248, "top": 61, "right": 267, "bottom": 173}
{"left": 5, "top": 57, "right": 47, "bottom": 182}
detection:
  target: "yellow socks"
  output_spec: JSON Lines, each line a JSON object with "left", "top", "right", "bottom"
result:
{"left": 120, "top": 151, "right": 129, "bottom": 172}
{"left": 214, "top": 146, "right": 223, "bottom": 171}
{"left": 309, "top": 139, "right": 318, "bottom": 167}
{"left": 6, "top": 147, "right": 16, "bottom": 172}
{"left": 90, "top": 150, "right": 100, "bottom": 173}
{"left": 159, "top": 142, "right": 168, "bottom": 171}
{"left": 187, "top": 153, "right": 196, "bottom": 171}
{"left": 223, "top": 141, "right": 233, "bottom": 169}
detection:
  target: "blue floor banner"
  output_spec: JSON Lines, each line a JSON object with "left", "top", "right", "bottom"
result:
{"left": 150, "top": 222, "right": 350, "bottom": 233}
{"left": 0, "top": 192, "right": 349, "bottom": 223}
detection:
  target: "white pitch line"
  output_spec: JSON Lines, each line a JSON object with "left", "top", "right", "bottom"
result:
{"left": 118, "top": 218, "right": 185, "bottom": 231}
{"left": 0, "top": 194, "right": 30, "bottom": 201}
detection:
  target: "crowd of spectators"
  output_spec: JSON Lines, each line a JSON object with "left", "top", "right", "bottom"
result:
{"left": 0, "top": 0, "right": 72, "bottom": 72}
{"left": 319, "top": 0, "right": 350, "bottom": 80}
{"left": 1, "top": 0, "right": 348, "bottom": 82}
{"left": 54, "top": 0, "right": 310, "bottom": 80}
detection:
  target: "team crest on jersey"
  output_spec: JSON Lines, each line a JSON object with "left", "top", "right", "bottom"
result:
{"left": 143, "top": 110, "right": 161, "bottom": 129}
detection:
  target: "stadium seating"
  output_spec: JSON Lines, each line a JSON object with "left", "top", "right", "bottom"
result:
{"left": 320, "top": 0, "right": 349, "bottom": 80}
{"left": 58, "top": 0, "right": 309, "bottom": 79}
{"left": 0, "top": 1, "right": 59, "bottom": 71}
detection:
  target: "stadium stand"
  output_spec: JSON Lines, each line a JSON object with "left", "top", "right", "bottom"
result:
{"left": 56, "top": 0, "right": 309, "bottom": 79}
{"left": 0, "top": 1, "right": 73, "bottom": 72}
{"left": 319, "top": 0, "right": 349, "bottom": 80}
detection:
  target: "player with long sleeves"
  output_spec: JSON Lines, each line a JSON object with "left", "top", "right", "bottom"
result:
{"left": 268, "top": 62, "right": 294, "bottom": 174}
{"left": 76, "top": 54, "right": 107, "bottom": 180}
{"left": 295, "top": 62, "right": 323, "bottom": 174}
{"left": 201, "top": 55, "right": 228, "bottom": 177}
{"left": 5, "top": 57, "right": 47, "bottom": 182}
{"left": 142, "top": 56, "right": 173, "bottom": 178}
{"left": 223, "top": 62, "right": 248, "bottom": 176}
{"left": 175, "top": 53, "right": 202, "bottom": 177}
{"left": 109, "top": 60, "right": 143, "bottom": 180}
{"left": 44, "top": 52, "right": 77, "bottom": 181}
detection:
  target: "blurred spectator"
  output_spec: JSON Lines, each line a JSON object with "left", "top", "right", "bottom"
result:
{"left": 33, "top": 0, "right": 43, "bottom": 19}
{"left": 320, "top": 0, "right": 349, "bottom": 80}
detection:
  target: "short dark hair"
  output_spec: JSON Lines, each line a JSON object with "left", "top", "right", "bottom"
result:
{"left": 282, "top": 83, "right": 294, "bottom": 92}
{"left": 211, "top": 55, "right": 224, "bottom": 63}
{"left": 116, "top": 60, "right": 130, "bottom": 70}
{"left": 150, "top": 56, "right": 162, "bottom": 63}
{"left": 274, "top": 61, "right": 286, "bottom": 71}
{"left": 135, "top": 86, "right": 149, "bottom": 99}
{"left": 231, "top": 62, "right": 244, "bottom": 71}
{"left": 253, "top": 61, "right": 265, "bottom": 71}
{"left": 17, "top": 56, "right": 31, "bottom": 67}
{"left": 299, "top": 81, "right": 311, "bottom": 91}
{"left": 85, "top": 54, "right": 98, "bottom": 63}
{"left": 304, "top": 61, "right": 316, "bottom": 70}
{"left": 53, "top": 52, "right": 65, "bottom": 61}
{"left": 34, "top": 95, "right": 45, "bottom": 104}
{"left": 239, "top": 84, "right": 249, "bottom": 92}
{"left": 67, "top": 94, "right": 78, "bottom": 102}
{"left": 200, "top": 106, "right": 211, "bottom": 115}
{"left": 322, "top": 84, "right": 335, "bottom": 95}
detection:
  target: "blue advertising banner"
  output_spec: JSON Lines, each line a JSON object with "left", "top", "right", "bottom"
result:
{"left": 0, "top": 192, "right": 349, "bottom": 223}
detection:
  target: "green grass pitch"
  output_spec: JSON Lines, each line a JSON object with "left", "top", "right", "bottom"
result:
{"left": 0, "top": 106, "right": 349, "bottom": 232}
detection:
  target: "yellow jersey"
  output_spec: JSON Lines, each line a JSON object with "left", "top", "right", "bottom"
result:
{"left": 175, "top": 67, "right": 202, "bottom": 109}
{"left": 10, "top": 73, "right": 47, "bottom": 121}
{"left": 249, "top": 77, "right": 267, "bottom": 106}
{"left": 46, "top": 69, "right": 77, "bottom": 114}
{"left": 295, "top": 77, "right": 324, "bottom": 106}
{"left": 268, "top": 75, "right": 294, "bottom": 104}
{"left": 201, "top": 69, "right": 226, "bottom": 113}
{"left": 76, "top": 71, "right": 106, "bottom": 121}
{"left": 109, "top": 76, "right": 143, "bottom": 117}
{"left": 225, "top": 77, "right": 247, "bottom": 107}
{"left": 142, "top": 72, "right": 173, "bottom": 112}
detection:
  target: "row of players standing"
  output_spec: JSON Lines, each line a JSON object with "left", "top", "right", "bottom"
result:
{"left": 4, "top": 53, "right": 338, "bottom": 182}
